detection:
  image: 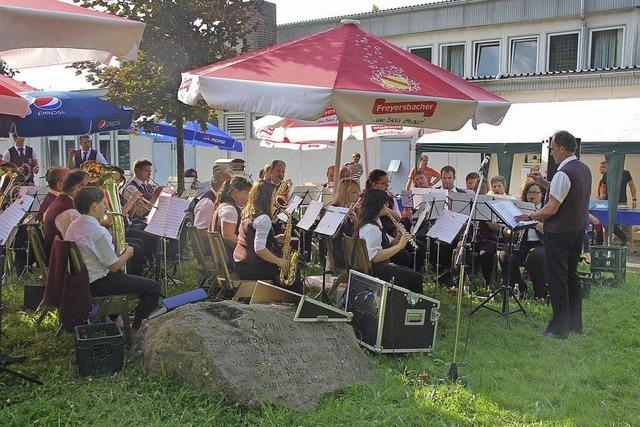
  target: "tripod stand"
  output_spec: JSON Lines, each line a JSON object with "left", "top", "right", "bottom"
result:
{"left": 0, "top": 245, "right": 42, "bottom": 384}
{"left": 471, "top": 231, "right": 526, "bottom": 328}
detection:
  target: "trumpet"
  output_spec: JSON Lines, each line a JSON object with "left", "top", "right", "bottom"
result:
{"left": 121, "top": 185, "right": 155, "bottom": 210}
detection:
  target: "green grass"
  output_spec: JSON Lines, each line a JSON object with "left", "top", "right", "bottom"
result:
{"left": 1, "top": 263, "right": 639, "bottom": 426}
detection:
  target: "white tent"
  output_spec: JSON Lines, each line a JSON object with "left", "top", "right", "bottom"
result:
{"left": 418, "top": 98, "right": 640, "bottom": 145}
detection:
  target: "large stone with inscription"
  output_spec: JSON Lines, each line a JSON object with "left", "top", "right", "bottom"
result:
{"left": 132, "top": 300, "right": 378, "bottom": 411}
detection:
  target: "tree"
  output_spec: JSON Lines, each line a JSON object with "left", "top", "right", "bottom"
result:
{"left": 72, "top": 0, "right": 261, "bottom": 192}
{"left": 371, "top": 4, "right": 380, "bottom": 12}
{"left": 0, "top": 59, "right": 16, "bottom": 77}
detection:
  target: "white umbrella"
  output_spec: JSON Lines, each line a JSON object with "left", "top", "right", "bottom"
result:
{"left": 0, "top": 0, "right": 145, "bottom": 68}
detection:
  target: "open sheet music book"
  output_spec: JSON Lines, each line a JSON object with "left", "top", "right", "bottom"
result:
{"left": 19, "top": 186, "right": 49, "bottom": 212}
{"left": 0, "top": 195, "right": 34, "bottom": 245}
{"left": 277, "top": 195, "right": 303, "bottom": 222}
{"left": 296, "top": 200, "right": 323, "bottom": 231}
{"left": 426, "top": 209, "right": 469, "bottom": 244}
{"left": 291, "top": 186, "right": 322, "bottom": 205}
{"left": 411, "top": 202, "right": 432, "bottom": 235}
{"left": 486, "top": 199, "right": 538, "bottom": 231}
{"left": 314, "top": 205, "right": 349, "bottom": 237}
{"left": 449, "top": 192, "right": 497, "bottom": 222}
{"left": 145, "top": 194, "right": 190, "bottom": 239}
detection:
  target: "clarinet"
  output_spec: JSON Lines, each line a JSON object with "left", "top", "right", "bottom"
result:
{"left": 388, "top": 211, "right": 418, "bottom": 250}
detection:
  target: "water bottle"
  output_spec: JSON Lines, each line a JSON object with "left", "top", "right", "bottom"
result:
{"left": 513, "top": 283, "right": 521, "bottom": 300}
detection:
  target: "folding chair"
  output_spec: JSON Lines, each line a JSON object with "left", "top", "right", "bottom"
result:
{"left": 186, "top": 226, "right": 217, "bottom": 289}
{"left": 207, "top": 231, "right": 269, "bottom": 301}
{"left": 342, "top": 234, "right": 371, "bottom": 275}
{"left": 27, "top": 225, "right": 48, "bottom": 282}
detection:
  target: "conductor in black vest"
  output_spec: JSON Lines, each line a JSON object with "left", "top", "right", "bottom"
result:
{"left": 67, "top": 134, "right": 108, "bottom": 168}
{"left": 516, "top": 130, "right": 591, "bottom": 339}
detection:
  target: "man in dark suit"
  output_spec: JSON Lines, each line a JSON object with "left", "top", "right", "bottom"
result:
{"left": 517, "top": 130, "right": 591, "bottom": 339}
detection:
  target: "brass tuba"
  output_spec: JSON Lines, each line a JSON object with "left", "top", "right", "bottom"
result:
{"left": 81, "top": 161, "right": 128, "bottom": 258}
{"left": 0, "top": 164, "right": 27, "bottom": 207}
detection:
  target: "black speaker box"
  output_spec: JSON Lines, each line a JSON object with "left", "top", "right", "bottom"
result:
{"left": 345, "top": 270, "right": 440, "bottom": 353}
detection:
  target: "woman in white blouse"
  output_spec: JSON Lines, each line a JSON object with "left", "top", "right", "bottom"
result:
{"left": 500, "top": 181, "right": 547, "bottom": 299}
{"left": 210, "top": 176, "right": 252, "bottom": 266}
{"left": 356, "top": 189, "right": 423, "bottom": 294}
{"left": 233, "top": 180, "right": 299, "bottom": 290}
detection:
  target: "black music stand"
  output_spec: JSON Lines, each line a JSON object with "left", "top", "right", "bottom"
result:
{"left": 471, "top": 202, "right": 537, "bottom": 328}
{"left": 0, "top": 242, "right": 42, "bottom": 384}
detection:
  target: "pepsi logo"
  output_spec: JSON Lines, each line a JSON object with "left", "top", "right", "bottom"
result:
{"left": 98, "top": 119, "right": 107, "bottom": 129}
{"left": 32, "top": 96, "right": 62, "bottom": 111}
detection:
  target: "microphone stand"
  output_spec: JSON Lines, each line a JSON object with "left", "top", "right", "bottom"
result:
{"left": 448, "top": 156, "right": 490, "bottom": 382}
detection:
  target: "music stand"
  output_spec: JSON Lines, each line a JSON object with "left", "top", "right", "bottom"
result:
{"left": 0, "top": 196, "right": 41, "bottom": 385}
{"left": 471, "top": 200, "right": 538, "bottom": 327}
{"left": 311, "top": 204, "right": 351, "bottom": 304}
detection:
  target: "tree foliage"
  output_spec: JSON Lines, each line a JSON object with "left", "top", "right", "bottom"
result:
{"left": 0, "top": 59, "right": 16, "bottom": 77}
{"left": 71, "top": 0, "right": 262, "bottom": 191}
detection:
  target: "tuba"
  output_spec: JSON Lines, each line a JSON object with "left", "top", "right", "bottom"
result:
{"left": 0, "top": 164, "right": 27, "bottom": 207}
{"left": 274, "top": 196, "right": 301, "bottom": 287}
{"left": 81, "top": 161, "right": 127, "bottom": 258}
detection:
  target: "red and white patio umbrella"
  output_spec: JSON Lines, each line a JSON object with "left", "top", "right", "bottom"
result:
{"left": 0, "top": 74, "right": 36, "bottom": 117}
{"left": 0, "top": 0, "right": 145, "bottom": 68}
{"left": 179, "top": 19, "right": 510, "bottom": 183}
{"left": 253, "top": 108, "right": 422, "bottom": 175}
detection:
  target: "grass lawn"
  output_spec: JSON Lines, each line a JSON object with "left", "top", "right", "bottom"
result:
{"left": 1, "top": 262, "right": 638, "bottom": 426}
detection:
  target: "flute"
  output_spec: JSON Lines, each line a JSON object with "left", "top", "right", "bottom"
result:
{"left": 387, "top": 210, "right": 418, "bottom": 250}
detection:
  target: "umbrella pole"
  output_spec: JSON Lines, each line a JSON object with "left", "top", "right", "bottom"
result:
{"left": 333, "top": 123, "right": 344, "bottom": 187}
{"left": 362, "top": 125, "right": 370, "bottom": 176}
{"left": 299, "top": 146, "right": 303, "bottom": 184}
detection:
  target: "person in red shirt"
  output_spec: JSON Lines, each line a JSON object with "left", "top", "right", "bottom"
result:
{"left": 406, "top": 153, "right": 441, "bottom": 190}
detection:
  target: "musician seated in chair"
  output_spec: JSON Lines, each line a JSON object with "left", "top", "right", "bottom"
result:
{"left": 366, "top": 169, "right": 426, "bottom": 271}
{"left": 43, "top": 170, "right": 90, "bottom": 259}
{"left": 355, "top": 189, "right": 423, "bottom": 294}
{"left": 499, "top": 181, "right": 547, "bottom": 299}
{"left": 211, "top": 176, "right": 252, "bottom": 266}
{"left": 65, "top": 187, "right": 161, "bottom": 330}
{"left": 327, "top": 178, "right": 361, "bottom": 269}
{"left": 36, "top": 167, "right": 70, "bottom": 224}
{"left": 194, "top": 165, "right": 232, "bottom": 231}
{"left": 122, "top": 158, "right": 163, "bottom": 221}
{"left": 471, "top": 179, "right": 500, "bottom": 289}
{"left": 233, "top": 180, "right": 302, "bottom": 292}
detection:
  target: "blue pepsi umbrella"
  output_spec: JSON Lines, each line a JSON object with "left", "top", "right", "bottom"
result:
{"left": 141, "top": 121, "right": 243, "bottom": 152}
{"left": 0, "top": 91, "right": 134, "bottom": 137}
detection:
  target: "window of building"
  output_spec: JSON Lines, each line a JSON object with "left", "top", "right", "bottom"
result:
{"left": 548, "top": 32, "right": 579, "bottom": 72}
{"left": 590, "top": 27, "right": 623, "bottom": 69}
{"left": 48, "top": 137, "right": 61, "bottom": 168}
{"left": 117, "top": 130, "right": 131, "bottom": 172}
{"left": 98, "top": 132, "right": 111, "bottom": 162}
{"left": 63, "top": 138, "right": 75, "bottom": 166}
{"left": 440, "top": 44, "right": 465, "bottom": 76}
{"left": 409, "top": 46, "right": 432, "bottom": 63}
{"left": 224, "top": 113, "right": 247, "bottom": 140}
{"left": 509, "top": 37, "right": 538, "bottom": 74}
{"left": 474, "top": 41, "right": 500, "bottom": 77}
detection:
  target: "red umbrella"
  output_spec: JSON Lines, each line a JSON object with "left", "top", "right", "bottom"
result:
{"left": 0, "top": 74, "right": 36, "bottom": 117}
{"left": 179, "top": 19, "right": 510, "bottom": 183}
{"left": 0, "top": 0, "right": 145, "bottom": 67}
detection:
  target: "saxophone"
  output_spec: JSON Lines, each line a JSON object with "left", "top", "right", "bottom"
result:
{"left": 81, "top": 161, "right": 127, "bottom": 257}
{"left": 277, "top": 207, "right": 301, "bottom": 286}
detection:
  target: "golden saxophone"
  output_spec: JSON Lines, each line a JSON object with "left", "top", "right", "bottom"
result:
{"left": 273, "top": 179, "right": 299, "bottom": 286}
{"left": 81, "top": 161, "right": 128, "bottom": 257}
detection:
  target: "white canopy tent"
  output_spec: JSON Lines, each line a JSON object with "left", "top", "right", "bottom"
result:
{"left": 418, "top": 98, "right": 640, "bottom": 145}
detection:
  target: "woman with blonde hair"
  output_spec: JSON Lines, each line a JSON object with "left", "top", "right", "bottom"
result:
{"left": 233, "top": 180, "right": 300, "bottom": 290}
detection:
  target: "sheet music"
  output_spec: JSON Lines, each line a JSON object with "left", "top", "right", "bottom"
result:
{"left": 411, "top": 202, "right": 431, "bottom": 235}
{"left": 400, "top": 190, "right": 414, "bottom": 209}
{"left": 145, "top": 188, "right": 176, "bottom": 224}
{"left": 426, "top": 209, "right": 469, "bottom": 244}
{"left": 321, "top": 188, "right": 333, "bottom": 206}
{"left": 0, "top": 195, "right": 34, "bottom": 245}
{"left": 19, "top": 186, "right": 49, "bottom": 212}
{"left": 486, "top": 199, "right": 537, "bottom": 230}
{"left": 277, "top": 195, "right": 303, "bottom": 222}
{"left": 291, "top": 186, "right": 322, "bottom": 205}
{"left": 315, "top": 205, "right": 349, "bottom": 236}
{"left": 296, "top": 200, "right": 323, "bottom": 231}
{"left": 145, "top": 195, "right": 190, "bottom": 239}
{"left": 514, "top": 200, "right": 536, "bottom": 214}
